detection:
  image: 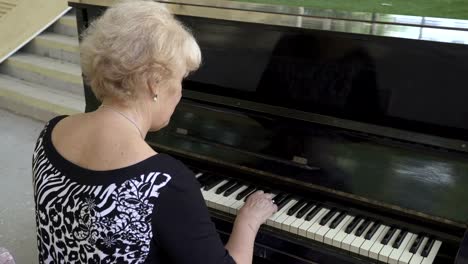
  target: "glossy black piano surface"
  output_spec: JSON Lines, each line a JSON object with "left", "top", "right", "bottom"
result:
{"left": 69, "top": 0, "right": 468, "bottom": 263}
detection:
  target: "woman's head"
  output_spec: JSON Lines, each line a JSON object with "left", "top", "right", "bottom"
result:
{"left": 80, "top": 0, "right": 201, "bottom": 130}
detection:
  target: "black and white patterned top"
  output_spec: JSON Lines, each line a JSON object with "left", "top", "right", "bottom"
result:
{"left": 32, "top": 116, "right": 235, "bottom": 264}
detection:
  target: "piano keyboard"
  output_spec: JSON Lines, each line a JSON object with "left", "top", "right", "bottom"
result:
{"left": 196, "top": 173, "right": 442, "bottom": 264}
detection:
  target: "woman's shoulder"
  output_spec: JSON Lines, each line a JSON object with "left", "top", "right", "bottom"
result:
{"left": 155, "top": 154, "right": 198, "bottom": 186}
{"left": 34, "top": 114, "right": 196, "bottom": 187}
{"left": 40, "top": 115, "right": 68, "bottom": 136}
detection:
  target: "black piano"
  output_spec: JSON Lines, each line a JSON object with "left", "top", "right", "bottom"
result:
{"left": 69, "top": 1, "right": 468, "bottom": 263}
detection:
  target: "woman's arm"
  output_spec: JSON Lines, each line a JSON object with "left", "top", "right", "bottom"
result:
{"left": 152, "top": 158, "right": 276, "bottom": 264}
{"left": 226, "top": 191, "right": 277, "bottom": 264}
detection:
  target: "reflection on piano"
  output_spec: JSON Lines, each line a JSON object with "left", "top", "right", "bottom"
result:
{"left": 69, "top": 0, "right": 468, "bottom": 263}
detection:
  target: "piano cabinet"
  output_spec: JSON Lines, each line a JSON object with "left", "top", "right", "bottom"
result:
{"left": 69, "top": 1, "right": 468, "bottom": 263}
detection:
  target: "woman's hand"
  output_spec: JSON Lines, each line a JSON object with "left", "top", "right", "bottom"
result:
{"left": 226, "top": 191, "right": 277, "bottom": 264}
{"left": 237, "top": 191, "right": 278, "bottom": 231}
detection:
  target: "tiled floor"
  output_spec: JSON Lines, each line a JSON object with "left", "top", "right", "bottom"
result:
{"left": 0, "top": 109, "right": 45, "bottom": 264}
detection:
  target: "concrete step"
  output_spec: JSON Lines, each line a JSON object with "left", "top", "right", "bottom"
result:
{"left": 0, "top": 74, "right": 84, "bottom": 121}
{"left": 0, "top": 53, "right": 83, "bottom": 96}
{"left": 49, "top": 14, "right": 78, "bottom": 37}
{"left": 23, "top": 32, "right": 80, "bottom": 64}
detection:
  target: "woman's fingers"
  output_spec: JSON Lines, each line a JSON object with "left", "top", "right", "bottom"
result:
{"left": 238, "top": 190, "right": 280, "bottom": 226}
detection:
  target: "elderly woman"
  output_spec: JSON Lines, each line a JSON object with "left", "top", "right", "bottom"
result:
{"left": 32, "top": 1, "right": 277, "bottom": 264}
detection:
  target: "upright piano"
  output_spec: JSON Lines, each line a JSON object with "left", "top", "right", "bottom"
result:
{"left": 69, "top": 0, "right": 468, "bottom": 263}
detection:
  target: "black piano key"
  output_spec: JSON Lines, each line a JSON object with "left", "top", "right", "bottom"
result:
{"left": 223, "top": 183, "right": 243, "bottom": 197}
{"left": 392, "top": 230, "right": 408, "bottom": 249}
{"left": 345, "top": 216, "right": 362, "bottom": 234}
{"left": 355, "top": 219, "right": 372, "bottom": 237}
{"left": 198, "top": 174, "right": 214, "bottom": 186}
{"left": 319, "top": 208, "right": 338, "bottom": 226}
{"left": 409, "top": 234, "right": 425, "bottom": 254}
{"left": 215, "top": 180, "right": 236, "bottom": 195}
{"left": 329, "top": 211, "right": 347, "bottom": 229}
{"left": 287, "top": 199, "right": 307, "bottom": 216}
{"left": 276, "top": 195, "right": 293, "bottom": 211}
{"left": 201, "top": 175, "right": 220, "bottom": 188}
{"left": 244, "top": 189, "right": 258, "bottom": 201}
{"left": 203, "top": 177, "right": 225, "bottom": 191}
{"left": 365, "top": 222, "right": 381, "bottom": 240}
{"left": 421, "top": 237, "right": 435, "bottom": 257}
{"left": 197, "top": 173, "right": 210, "bottom": 182}
{"left": 305, "top": 206, "right": 322, "bottom": 221}
{"left": 273, "top": 193, "right": 287, "bottom": 204}
{"left": 296, "top": 202, "right": 315, "bottom": 218}
{"left": 381, "top": 227, "right": 397, "bottom": 245}
{"left": 236, "top": 186, "right": 256, "bottom": 200}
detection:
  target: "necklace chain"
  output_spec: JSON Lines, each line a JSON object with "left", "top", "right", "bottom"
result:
{"left": 100, "top": 104, "right": 144, "bottom": 139}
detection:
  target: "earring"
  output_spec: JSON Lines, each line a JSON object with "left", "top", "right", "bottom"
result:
{"left": 153, "top": 95, "right": 158, "bottom": 102}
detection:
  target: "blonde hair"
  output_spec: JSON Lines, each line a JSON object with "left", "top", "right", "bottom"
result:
{"left": 80, "top": 0, "right": 202, "bottom": 101}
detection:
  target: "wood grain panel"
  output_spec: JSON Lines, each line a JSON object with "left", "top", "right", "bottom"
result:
{"left": 0, "top": 0, "right": 69, "bottom": 62}
{"left": 0, "top": 0, "right": 17, "bottom": 19}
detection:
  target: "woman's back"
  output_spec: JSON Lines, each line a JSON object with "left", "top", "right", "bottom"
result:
{"left": 33, "top": 116, "right": 172, "bottom": 263}
{"left": 33, "top": 116, "right": 236, "bottom": 263}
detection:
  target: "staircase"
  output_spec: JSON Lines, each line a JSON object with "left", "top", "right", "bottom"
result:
{"left": 0, "top": 10, "right": 85, "bottom": 122}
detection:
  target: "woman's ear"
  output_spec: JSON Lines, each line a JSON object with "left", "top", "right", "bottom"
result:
{"left": 146, "top": 78, "right": 159, "bottom": 98}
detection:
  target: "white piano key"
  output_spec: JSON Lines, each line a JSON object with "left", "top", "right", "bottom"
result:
{"left": 226, "top": 186, "right": 248, "bottom": 214}
{"left": 215, "top": 185, "right": 250, "bottom": 212}
{"left": 379, "top": 229, "right": 402, "bottom": 262}
{"left": 421, "top": 240, "right": 442, "bottom": 264}
{"left": 341, "top": 219, "right": 364, "bottom": 251}
{"left": 409, "top": 237, "right": 429, "bottom": 264}
{"left": 350, "top": 221, "right": 375, "bottom": 254}
{"left": 202, "top": 186, "right": 217, "bottom": 206}
{"left": 314, "top": 212, "right": 340, "bottom": 242}
{"left": 229, "top": 199, "right": 244, "bottom": 215}
{"left": 267, "top": 198, "right": 295, "bottom": 226}
{"left": 214, "top": 188, "right": 244, "bottom": 213}
{"left": 331, "top": 216, "right": 356, "bottom": 248}
{"left": 305, "top": 209, "right": 331, "bottom": 239}
{"left": 281, "top": 214, "right": 299, "bottom": 232}
{"left": 369, "top": 225, "right": 391, "bottom": 259}
{"left": 298, "top": 208, "right": 328, "bottom": 237}
{"left": 236, "top": 199, "right": 247, "bottom": 212}
{"left": 289, "top": 206, "right": 316, "bottom": 234}
{"left": 214, "top": 195, "right": 233, "bottom": 212}
{"left": 389, "top": 233, "right": 415, "bottom": 264}
{"left": 324, "top": 215, "right": 353, "bottom": 245}
{"left": 201, "top": 187, "right": 210, "bottom": 199}
{"left": 211, "top": 192, "right": 230, "bottom": 210}
{"left": 360, "top": 225, "right": 388, "bottom": 257}
{"left": 398, "top": 233, "right": 418, "bottom": 264}
{"left": 272, "top": 199, "right": 298, "bottom": 229}
{"left": 204, "top": 180, "right": 229, "bottom": 207}
{"left": 230, "top": 199, "right": 245, "bottom": 214}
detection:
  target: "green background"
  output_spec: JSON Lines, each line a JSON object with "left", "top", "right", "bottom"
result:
{"left": 232, "top": 0, "right": 468, "bottom": 19}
